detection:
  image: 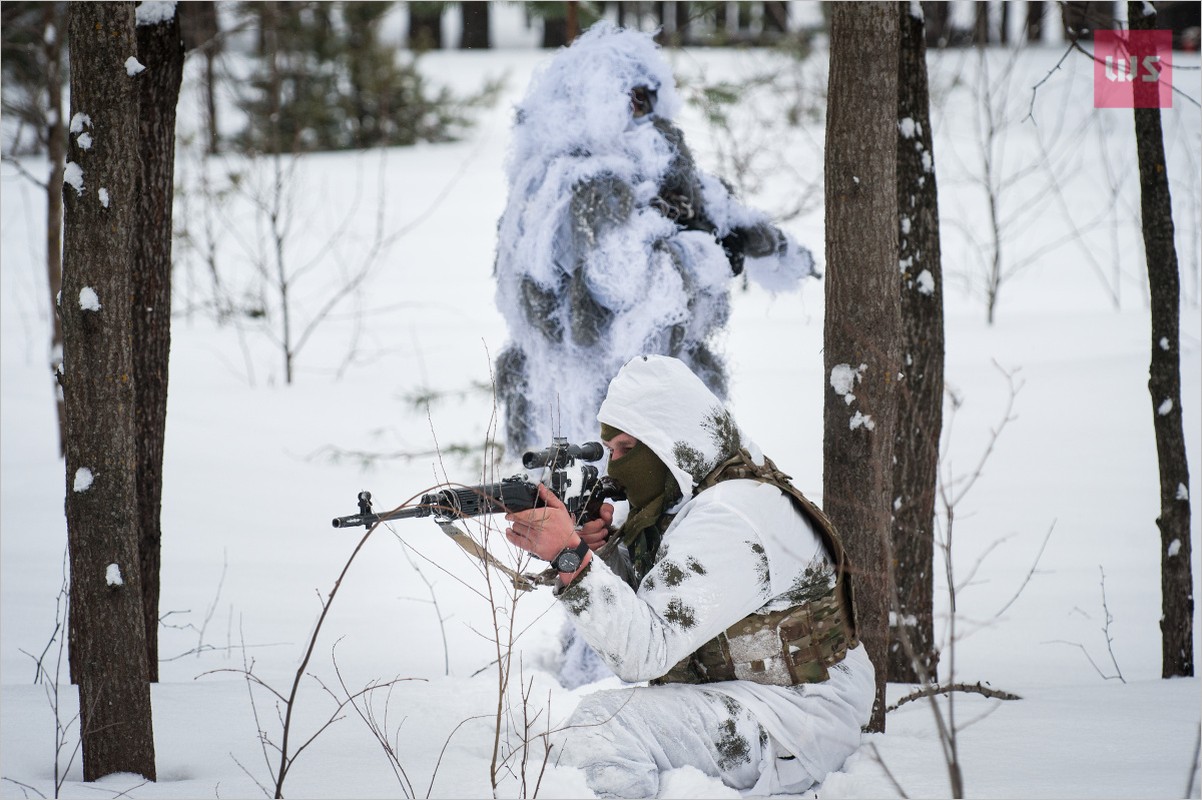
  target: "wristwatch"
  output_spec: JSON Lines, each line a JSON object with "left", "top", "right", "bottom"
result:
{"left": 550, "top": 539, "right": 590, "bottom": 573}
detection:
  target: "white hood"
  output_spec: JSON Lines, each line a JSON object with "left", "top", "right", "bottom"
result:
{"left": 596, "top": 355, "right": 764, "bottom": 503}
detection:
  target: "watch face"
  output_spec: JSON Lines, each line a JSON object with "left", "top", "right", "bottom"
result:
{"left": 554, "top": 551, "right": 582, "bottom": 573}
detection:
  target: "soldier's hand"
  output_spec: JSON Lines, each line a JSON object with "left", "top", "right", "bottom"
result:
{"left": 504, "top": 483, "right": 576, "bottom": 562}
{"left": 577, "top": 502, "right": 614, "bottom": 551}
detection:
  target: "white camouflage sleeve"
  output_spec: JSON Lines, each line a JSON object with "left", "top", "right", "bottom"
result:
{"left": 557, "top": 498, "right": 772, "bottom": 683}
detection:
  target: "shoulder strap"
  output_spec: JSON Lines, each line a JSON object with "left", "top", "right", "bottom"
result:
{"left": 695, "top": 450, "right": 859, "bottom": 640}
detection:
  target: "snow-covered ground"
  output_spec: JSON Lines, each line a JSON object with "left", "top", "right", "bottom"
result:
{"left": 2, "top": 13, "right": 1200, "bottom": 800}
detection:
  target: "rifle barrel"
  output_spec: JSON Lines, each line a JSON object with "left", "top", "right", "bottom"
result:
{"left": 331, "top": 504, "right": 430, "bottom": 529}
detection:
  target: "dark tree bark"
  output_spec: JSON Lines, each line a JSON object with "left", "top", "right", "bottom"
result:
{"left": 62, "top": 1, "right": 156, "bottom": 781}
{"left": 823, "top": 1, "right": 901, "bottom": 734}
{"left": 460, "top": 1, "right": 490, "bottom": 48}
{"left": 42, "top": 1, "right": 68, "bottom": 458}
{"left": 133, "top": 2, "right": 185, "bottom": 685}
{"left": 888, "top": 1, "right": 944, "bottom": 685}
{"left": 1129, "top": 2, "right": 1194, "bottom": 679}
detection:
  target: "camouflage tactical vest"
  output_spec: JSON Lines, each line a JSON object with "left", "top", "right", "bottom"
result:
{"left": 652, "top": 449, "right": 859, "bottom": 688}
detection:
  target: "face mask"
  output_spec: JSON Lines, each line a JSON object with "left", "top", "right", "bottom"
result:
{"left": 605, "top": 439, "right": 671, "bottom": 511}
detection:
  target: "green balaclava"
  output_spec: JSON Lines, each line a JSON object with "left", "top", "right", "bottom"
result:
{"left": 601, "top": 423, "right": 680, "bottom": 578}
{"left": 601, "top": 422, "right": 670, "bottom": 510}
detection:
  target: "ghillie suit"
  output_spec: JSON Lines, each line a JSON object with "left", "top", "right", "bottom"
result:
{"left": 493, "top": 22, "right": 815, "bottom": 456}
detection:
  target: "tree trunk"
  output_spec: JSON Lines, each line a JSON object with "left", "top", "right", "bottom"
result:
{"left": 1026, "top": 0, "right": 1045, "bottom": 42}
{"left": 541, "top": 3, "right": 569, "bottom": 48}
{"left": 921, "top": 1, "right": 949, "bottom": 47}
{"left": 565, "top": 0, "right": 579, "bottom": 43}
{"left": 133, "top": 2, "right": 184, "bottom": 685}
{"left": 674, "top": 1, "right": 691, "bottom": 44}
{"left": 460, "top": 1, "right": 490, "bottom": 48}
{"left": 178, "top": 2, "right": 221, "bottom": 154}
{"left": 764, "top": 1, "right": 789, "bottom": 33}
{"left": 1129, "top": 1, "right": 1194, "bottom": 679}
{"left": 63, "top": 1, "right": 156, "bottom": 781}
{"left": 888, "top": 1, "right": 944, "bottom": 685}
{"left": 43, "top": 1, "right": 68, "bottom": 459}
{"left": 408, "top": 2, "right": 443, "bottom": 51}
{"left": 972, "top": 1, "right": 991, "bottom": 45}
{"left": 823, "top": 1, "right": 901, "bottom": 734}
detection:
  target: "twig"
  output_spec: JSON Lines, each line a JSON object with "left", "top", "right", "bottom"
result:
{"left": 1096, "top": 566, "right": 1126, "bottom": 683}
{"left": 1026, "top": 31, "right": 1201, "bottom": 125}
{"left": 1044, "top": 639, "right": 1122, "bottom": 681}
{"left": 229, "top": 753, "right": 271, "bottom": 799}
{"left": 0, "top": 777, "right": 47, "bottom": 799}
{"left": 1186, "top": 726, "right": 1200, "bottom": 799}
{"left": 0, "top": 153, "right": 49, "bottom": 189}
{"left": 994, "top": 519, "right": 1057, "bottom": 617}
{"left": 397, "top": 544, "right": 452, "bottom": 676}
{"left": 161, "top": 641, "right": 288, "bottom": 662}
{"left": 1043, "top": 567, "right": 1127, "bottom": 683}
{"left": 887, "top": 681, "right": 1022, "bottom": 713}
{"left": 1067, "top": 39, "right": 1201, "bottom": 109}
{"left": 426, "top": 714, "right": 493, "bottom": 798}
{"left": 1024, "top": 36, "right": 1079, "bottom": 123}
{"left": 865, "top": 742, "right": 910, "bottom": 800}
{"left": 330, "top": 648, "right": 420, "bottom": 798}
{"left": 941, "top": 361, "right": 1023, "bottom": 508}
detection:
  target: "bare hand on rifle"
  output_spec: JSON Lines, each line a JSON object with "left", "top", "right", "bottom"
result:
{"left": 504, "top": 484, "right": 578, "bottom": 561}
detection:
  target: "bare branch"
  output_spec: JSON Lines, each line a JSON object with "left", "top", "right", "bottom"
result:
{"left": 888, "top": 681, "right": 1022, "bottom": 712}
{"left": 995, "top": 520, "right": 1056, "bottom": 617}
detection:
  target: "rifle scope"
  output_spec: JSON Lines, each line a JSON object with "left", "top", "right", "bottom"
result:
{"left": 522, "top": 438, "right": 604, "bottom": 470}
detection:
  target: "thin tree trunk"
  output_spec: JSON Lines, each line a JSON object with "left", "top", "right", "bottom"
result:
{"left": 764, "top": 1, "right": 788, "bottom": 33}
{"left": 43, "top": 2, "right": 67, "bottom": 458}
{"left": 675, "top": 1, "right": 691, "bottom": 44}
{"left": 460, "top": 1, "right": 490, "bottom": 48}
{"left": 566, "top": 0, "right": 579, "bottom": 43}
{"left": 408, "top": 2, "right": 443, "bottom": 51}
{"left": 1026, "top": 0, "right": 1045, "bottom": 42}
{"left": 63, "top": 0, "right": 156, "bottom": 780}
{"left": 889, "top": 0, "right": 944, "bottom": 685}
{"left": 972, "top": 1, "right": 989, "bottom": 45}
{"left": 178, "top": 2, "right": 221, "bottom": 154}
{"left": 823, "top": 1, "right": 901, "bottom": 734}
{"left": 922, "top": 1, "right": 950, "bottom": 47}
{"left": 1129, "top": 1, "right": 1194, "bottom": 679}
{"left": 541, "top": 3, "right": 569, "bottom": 48}
{"left": 133, "top": 3, "right": 185, "bottom": 685}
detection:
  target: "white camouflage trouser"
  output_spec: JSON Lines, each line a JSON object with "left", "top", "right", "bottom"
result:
{"left": 557, "top": 683, "right": 807, "bottom": 798}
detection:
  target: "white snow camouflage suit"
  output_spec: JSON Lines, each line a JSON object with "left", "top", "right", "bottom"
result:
{"left": 555, "top": 355, "right": 875, "bottom": 797}
{"left": 492, "top": 22, "right": 816, "bottom": 456}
